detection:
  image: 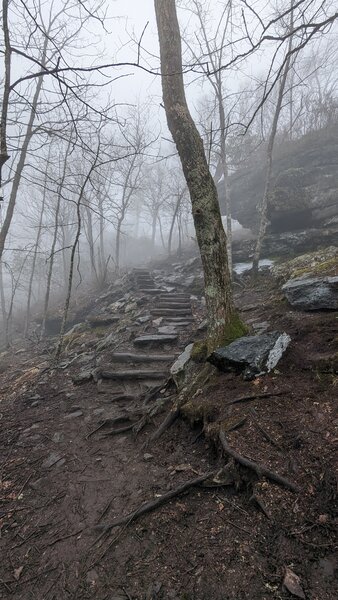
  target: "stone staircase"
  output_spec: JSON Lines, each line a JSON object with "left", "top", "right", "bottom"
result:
{"left": 97, "top": 269, "right": 196, "bottom": 398}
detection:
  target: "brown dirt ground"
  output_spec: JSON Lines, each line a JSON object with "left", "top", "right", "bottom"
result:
{"left": 0, "top": 273, "right": 337, "bottom": 600}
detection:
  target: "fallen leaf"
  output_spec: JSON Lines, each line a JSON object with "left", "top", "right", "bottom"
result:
{"left": 14, "top": 566, "right": 24, "bottom": 581}
{"left": 283, "top": 567, "right": 305, "bottom": 599}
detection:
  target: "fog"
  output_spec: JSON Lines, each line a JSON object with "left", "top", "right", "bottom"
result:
{"left": 0, "top": 0, "right": 337, "bottom": 345}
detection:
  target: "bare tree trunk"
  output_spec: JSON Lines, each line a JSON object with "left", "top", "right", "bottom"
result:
{"left": 157, "top": 215, "right": 166, "bottom": 249}
{"left": 218, "top": 95, "right": 232, "bottom": 275}
{"left": 115, "top": 217, "right": 123, "bottom": 272}
{"left": 252, "top": 1, "right": 294, "bottom": 276}
{"left": 84, "top": 200, "right": 98, "bottom": 281}
{"left": 168, "top": 192, "right": 182, "bottom": 255}
{"left": 24, "top": 153, "right": 50, "bottom": 337}
{"left": 98, "top": 197, "right": 106, "bottom": 282}
{"left": 0, "top": 33, "right": 49, "bottom": 262}
{"left": 177, "top": 213, "right": 182, "bottom": 256}
{"left": 40, "top": 140, "right": 72, "bottom": 339}
{"left": 151, "top": 211, "right": 157, "bottom": 247}
{"left": 0, "top": 260, "right": 8, "bottom": 347}
{"left": 55, "top": 146, "right": 100, "bottom": 359}
{"left": 0, "top": 0, "right": 11, "bottom": 183}
{"left": 154, "top": 0, "right": 245, "bottom": 350}
{"left": 6, "top": 254, "right": 29, "bottom": 344}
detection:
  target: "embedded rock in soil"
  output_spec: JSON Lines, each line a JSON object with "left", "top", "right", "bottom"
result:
{"left": 170, "top": 343, "right": 194, "bottom": 388}
{"left": 282, "top": 276, "right": 338, "bottom": 310}
{"left": 208, "top": 332, "right": 291, "bottom": 379}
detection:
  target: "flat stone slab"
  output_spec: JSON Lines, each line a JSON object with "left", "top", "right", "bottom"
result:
{"left": 133, "top": 334, "right": 178, "bottom": 346}
{"left": 158, "top": 326, "right": 178, "bottom": 335}
{"left": 282, "top": 276, "right": 338, "bottom": 310}
{"left": 208, "top": 332, "right": 291, "bottom": 379}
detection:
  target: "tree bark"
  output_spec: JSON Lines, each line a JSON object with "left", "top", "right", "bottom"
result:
{"left": 0, "top": 0, "right": 11, "bottom": 178}
{"left": 154, "top": 0, "right": 244, "bottom": 350}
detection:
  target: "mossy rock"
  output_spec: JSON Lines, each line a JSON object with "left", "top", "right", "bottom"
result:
{"left": 191, "top": 340, "right": 208, "bottom": 362}
{"left": 272, "top": 246, "right": 338, "bottom": 282}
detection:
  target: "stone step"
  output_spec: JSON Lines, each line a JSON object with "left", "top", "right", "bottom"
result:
{"left": 159, "top": 294, "right": 190, "bottom": 299}
{"left": 156, "top": 302, "right": 191, "bottom": 309}
{"left": 133, "top": 334, "right": 178, "bottom": 347}
{"left": 100, "top": 369, "right": 168, "bottom": 380}
{"left": 110, "top": 353, "right": 177, "bottom": 363}
{"left": 139, "top": 288, "right": 162, "bottom": 294}
{"left": 163, "top": 316, "right": 194, "bottom": 322}
{"left": 164, "top": 321, "right": 192, "bottom": 328}
{"left": 151, "top": 309, "right": 192, "bottom": 316}
{"left": 135, "top": 276, "right": 154, "bottom": 282}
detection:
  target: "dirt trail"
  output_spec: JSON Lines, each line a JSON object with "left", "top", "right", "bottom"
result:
{"left": 0, "top": 264, "right": 337, "bottom": 600}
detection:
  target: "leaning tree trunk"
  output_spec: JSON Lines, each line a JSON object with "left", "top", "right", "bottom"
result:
{"left": 154, "top": 0, "right": 245, "bottom": 350}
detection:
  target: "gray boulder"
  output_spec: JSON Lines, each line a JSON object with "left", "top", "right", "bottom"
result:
{"left": 282, "top": 276, "right": 338, "bottom": 310}
{"left": 208, "top": 332, "right": 291, "bottom": 379}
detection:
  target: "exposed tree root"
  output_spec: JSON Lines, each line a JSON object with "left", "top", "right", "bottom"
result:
{"left": 224, "top": 391, "right": 286, "bottom": 407}
{"left": 219, "top": 431, "right": 299, "bottom": 493}
{"left": 96, "top": 470, "right": 218, "bottom": 533}
{"left": 149, "top": 407, "right": 181, "bottom": 442}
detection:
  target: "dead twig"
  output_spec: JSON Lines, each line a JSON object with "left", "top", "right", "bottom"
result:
{"left": 96, "top": 470, "right": 219, "bottom": 533}
{"left": 46, "top": 528, "right": 83, "bottom": 547}
{"left": 249, "top": 409, "right": 281, "bottom": 449}
{"left": 219, "top": 431, "right": 299, "bottom": 493}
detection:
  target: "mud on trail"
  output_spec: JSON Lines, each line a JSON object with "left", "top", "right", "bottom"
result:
{"left": 0, "top": 263, "right": 337, "bottom": 600}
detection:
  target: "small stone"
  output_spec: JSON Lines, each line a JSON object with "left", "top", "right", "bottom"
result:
{"left": 152, "top": 318, "right": 163, "bottom": 326}
{"left": 137, "top": 315, "right": 151, "bottom": 324}
{"left": 42, "top": 452, "right": 65, "bottom": 469}
{"left": 64, "top": 410, "right": 83, "bottom": 419}
{"left": 143, "top": 453, "right": 154, "bottom": 461}
{"left": 52, "top": 432, "right": 64, "bottom": 443}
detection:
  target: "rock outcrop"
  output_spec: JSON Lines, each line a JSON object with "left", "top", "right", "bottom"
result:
{"left": 221, "top": 125, "right": 338, "bottom": 234}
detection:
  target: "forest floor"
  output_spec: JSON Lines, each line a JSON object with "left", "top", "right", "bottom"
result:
{"left": 0, "top": 258, "right": 337, "bottom": 600}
